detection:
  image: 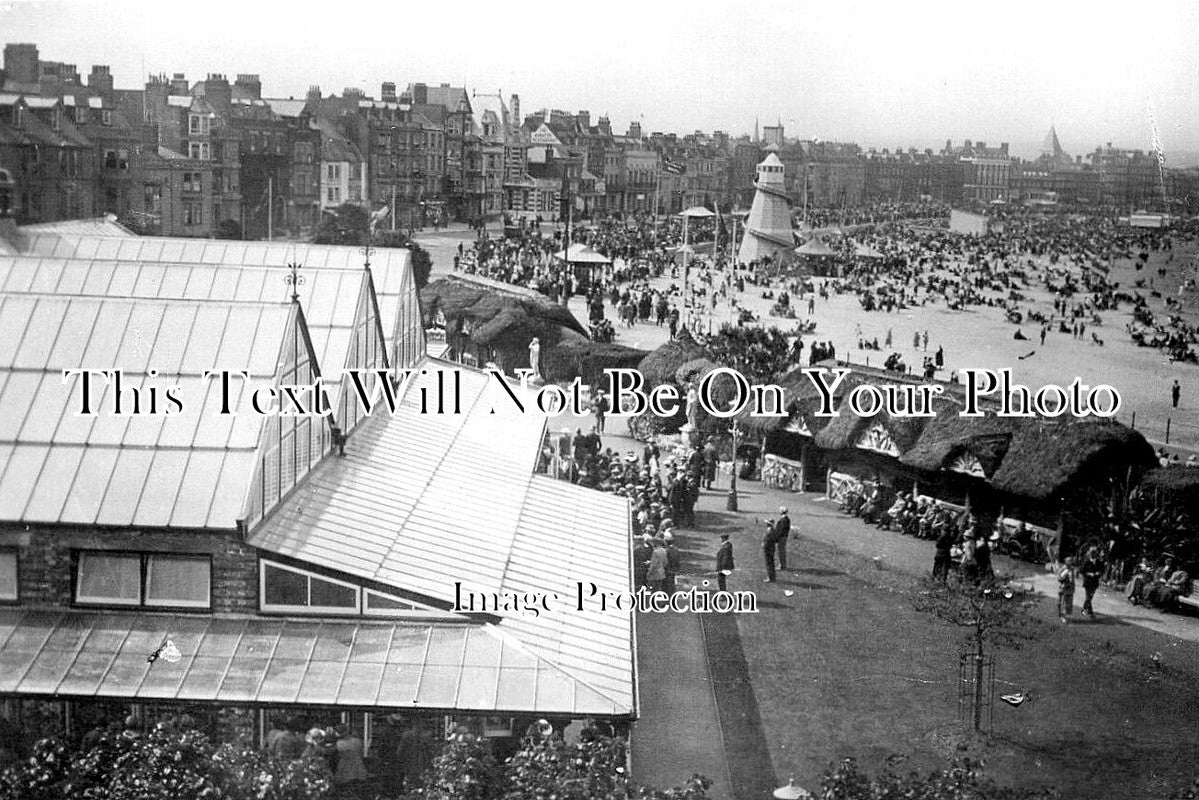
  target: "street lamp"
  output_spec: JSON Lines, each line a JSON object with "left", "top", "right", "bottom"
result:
{"left": 726, "top": 405, "right": 740, "bottom": 512}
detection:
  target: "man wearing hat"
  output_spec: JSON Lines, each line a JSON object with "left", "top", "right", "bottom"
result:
{"left": 775, "top": 507, "right": 793, "bottom": 572}
{"left": 663, "top": 532, "right": 681, "bottom": 594}
{"left": 762, "top": 517, "right": 782, "bottom": 582}
{"left": 715, "top": 534, "right": 734, "bottom": 592}
{"left": 632, "top": 534, "right": 653, "bottom": 588}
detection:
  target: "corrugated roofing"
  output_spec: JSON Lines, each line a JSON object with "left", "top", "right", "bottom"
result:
{"left": 12, "top": 234, "right": 421, "bottom": 369}
{"left": 250, "top": 361, "right": 634, "bottom": 713}
{"left": 0, "top": 294, "right": 294, "bottom": 529}
{"left": 0, "top": 609, "right": 625, "bottom": 716}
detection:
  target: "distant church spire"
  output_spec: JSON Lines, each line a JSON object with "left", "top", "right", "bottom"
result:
{"left": 754, "top": 117, "right": 759, "bottom": 143}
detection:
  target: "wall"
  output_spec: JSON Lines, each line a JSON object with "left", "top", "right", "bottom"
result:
{"left": 0, "top": 523, "right": 258, "bottom": 613}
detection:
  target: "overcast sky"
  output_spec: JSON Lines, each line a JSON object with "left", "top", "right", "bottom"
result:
{"left": 4, "top": 0, "right": 1198, "bottom": 158}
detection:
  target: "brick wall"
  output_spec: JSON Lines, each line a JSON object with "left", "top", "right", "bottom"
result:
{"left": 0, "top": 523, "right": 258, "bottom": 613}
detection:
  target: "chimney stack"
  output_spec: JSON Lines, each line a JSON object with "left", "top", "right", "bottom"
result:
{"left": 510, "top": 93, "right": 520, "bottom": 128}
{"left": 381, "top": 81, "right": 396, "bottom": 103}
{"left": 205, "top": 73, "right": 231, "bottom": 109}
{"left": 412, "top": 82, "right": 428, "bottom": 105}
{"left": 88, "top": 64, "right": 114, "bottom": 94}
{"left": 235, "top": 73, "right": 262, "bottom": 100}
{"left": 3, "top": 43, "right": 39, "bottom": 85}
{"left": 170, "top": 72, "right": 189, "bottom": 95}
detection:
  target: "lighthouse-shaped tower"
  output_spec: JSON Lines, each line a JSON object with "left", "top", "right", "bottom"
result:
{"left": 737, "top": 152, "right": 794, "bottom": 264}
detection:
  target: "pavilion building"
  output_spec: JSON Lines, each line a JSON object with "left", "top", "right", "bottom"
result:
{"left": 0, "top": 221, "right": 636, "bottom": 757}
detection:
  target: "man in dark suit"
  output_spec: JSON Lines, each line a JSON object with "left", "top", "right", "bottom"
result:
{"left": 762, "top": 517, "right": 781, "bottom": 582}
{"left": 715, "top": 534, "right": 734, "bottom": 592}
{"left": 774, "top": 507, "right": 792, "bottom": 571}
{"left": 632, "top": 534, "right": 653, "bottom": 588}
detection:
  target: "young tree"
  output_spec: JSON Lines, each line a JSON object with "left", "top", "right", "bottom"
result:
{"left": 313, "top": 203, "right": 370, "bottom": 245}
{"left": 914, "top": 576, "right": 1042, "bottom": 732}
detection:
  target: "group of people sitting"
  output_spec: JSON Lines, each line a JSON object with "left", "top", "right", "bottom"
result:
{"left": 1125, "top": 555, "right": 1194, "bottom": 610}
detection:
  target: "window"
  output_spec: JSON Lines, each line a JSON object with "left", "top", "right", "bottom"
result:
{"left": 51, "top": 108, "right": 62, "bottom": 130}
{"left": 184, "top": 202, "right": 203, "bottom": 226}
{"left": 363, "top": 590, "right": 422, "bottom": 616}
{"left": 101, "top": 109, "right": 112, "bottom": 126}
{"left": 12, "top": 106, "right": 23, "bottom": 128}
{"left": 188, "top": 113, "right": 210, "bottom": 135}
{"left": 189, "top": 141, "right": 211, "bottom": 160}
{"left": 0, "top": 550, "right": 16, "bottom": 601}
{"left": 75, "top": 106, "right": 87, "bottom": 124}
{"left": 183, "top": 172, "right": 202, "bottom": 192}
{"left": 104, "top": 149, "right": 118, "bottom": 169}
{"left": 260, "top": 560, "right": 359, "bottom": 614}
{"left": 145, "top": 555, "right": 211, "bottom": 607}
{"left": 75, "top": 551, "right": 211, "bottom": 608}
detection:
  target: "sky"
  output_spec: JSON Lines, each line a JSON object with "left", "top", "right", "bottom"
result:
{"left": 3, "top": 0, "right": 1198, "bottom": 160}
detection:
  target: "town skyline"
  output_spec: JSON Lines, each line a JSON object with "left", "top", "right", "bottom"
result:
{"left": 4, "top": 0, "right": 1198, "bottom": 162}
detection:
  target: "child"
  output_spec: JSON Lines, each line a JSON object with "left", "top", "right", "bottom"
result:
{"left": 1058, "top": 557, "right": 1077, "bottom": 624}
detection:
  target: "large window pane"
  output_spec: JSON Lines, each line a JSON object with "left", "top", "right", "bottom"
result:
{"left": 0, "top": 550, "right": 16, "bottom": 600}
{"left": 76, "top": 553, "right": 140, "bottom": 605}
{"left": 145, "top": 555, "right": 211, "bottom": 607}
{"left": 263, "top": 564, "right": 307, "bottom": 607}
{"left": 310, "top": 575, "right": 356, "bottom": 609}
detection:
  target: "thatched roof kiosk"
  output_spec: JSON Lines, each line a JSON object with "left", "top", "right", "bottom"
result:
{"left": 637, "top": 328, "right": 705, "bottom": 389}
{"left": 989, "top": 418, "right": 1156, "bottom": 501}
{"left": 899, "top": 410, "right": 1020, "bottom": 478}
{"left": 542, "top": 339, "right": 650, "bottom": 386}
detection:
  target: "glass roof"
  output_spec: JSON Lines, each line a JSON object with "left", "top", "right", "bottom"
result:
{"left": 250, "top": 362, "right": 635, "bottom": 711}
{"left": 0, "top": 609, "right": 627, "bottom": 717}
{"left": 0, "top": 294, "right": 293, "bottom": 528}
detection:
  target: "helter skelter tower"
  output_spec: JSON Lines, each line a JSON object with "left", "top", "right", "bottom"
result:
{"left": 737, "top": 152, "right": 795, "bottom": 264}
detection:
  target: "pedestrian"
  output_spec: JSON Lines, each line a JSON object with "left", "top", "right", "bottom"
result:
{"left": 333, "top": 723, "right": 369, "bottom": 796}
{"left": 632, "top": 534, "right": 652, "bottom": 588}
{"left": 646, "top": 538, "right": 668, "bottom": 593}
{"left": 663, "top": 531, "right": 680, "bottom": 594}
{"left": 1172, "top": 379, "right": 1181, "bottom": 408}
{"left": 1058, "top": 556, "right": 1077, "bottom": 624}
{"left": 761, "top": 517, "right": 781, "bottom": 583}
{"left": 774, "top": 506, "right": 792, "bottom": 572}
{"left": 715, "top": 533, "right": 734, "bottom": 592}
{"left": 933, "top": 523, "right": 955, "bottom": 581}
{"left": 592, "top": 389, "right": 608, "bottom": 434}
{"left": 1081, "top": 546, "right": 1104, "bottom": 618}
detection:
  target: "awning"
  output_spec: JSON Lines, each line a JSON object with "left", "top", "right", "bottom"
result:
{"left": 0, "top": 609, "right": 628, "bottom": 716}
{"left": 554, "top": 243, "right": 611, "bottom": 264}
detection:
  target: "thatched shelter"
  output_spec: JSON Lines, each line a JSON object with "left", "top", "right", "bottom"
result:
{"left": 988, "top": 418, "right": 1155, "bottom": 501}
{"left": 637, "top": 329, "right": 705, "bottom": 388}
{"left": 421, "top": 276, "right": 588, "bottom": 369}
{"left": 899, "top": 410, "right": 1019, "bottom": 477}
{"left": 542, "top": 339, "right": 649, "bottom": 386}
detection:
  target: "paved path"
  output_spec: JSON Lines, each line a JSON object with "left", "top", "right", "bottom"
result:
{"left": 630, "top": 611, "right": 733, "bottom": 799}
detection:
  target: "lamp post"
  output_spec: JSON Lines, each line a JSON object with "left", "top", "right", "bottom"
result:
{"left": 726, "top": 408, "right": 740, "bottom": 512}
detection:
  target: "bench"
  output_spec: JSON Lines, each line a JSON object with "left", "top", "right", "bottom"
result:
{"left": 1179, "top": 580, "right": 1199, "bottom": 610}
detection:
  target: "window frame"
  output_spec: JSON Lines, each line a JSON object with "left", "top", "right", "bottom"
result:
{"left": 72, "top": 550, "right": 213, "bottom": 611}
{"left": 0, "top": 548, "right": 18, "bottom": 603}
{"left": 259, "top": 559, "right": 362, "bottom": 615}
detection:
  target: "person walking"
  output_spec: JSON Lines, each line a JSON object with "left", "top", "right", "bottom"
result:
{"left": 1172, "top": 379, "right": 1181, "bottom": 408}
{"left": 761, "top": 517, "right": 781, "bottom": 583}
{"left": 715, "top": 533, "right": 734, "bottom": 592}
{"left": 1080, "top": 546, "right": 1104, "bottom": 618}
{"left": 774, "top": 507, "right": 792, "bottom": 572}
{"left": 1058, "top": 557, "right": 1077, "bottom": 624}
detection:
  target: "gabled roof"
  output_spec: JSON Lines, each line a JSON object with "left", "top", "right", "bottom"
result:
{"left": 12, "top": 234, "right": 418, "bottom": 371}
{"left": 249, "top": 362, "right": 635, "bottom": 714}
{"left": 265, "top": 97, "right": 308, "bottom": 118}
{"left": 0, "top": 294, "right": 295, "bottom": 529}
{"left": 19, "top": 216, "right": 133, "bottom": 237}
{"left": 0, "top": 256, "right": 381, "bottom": 392}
